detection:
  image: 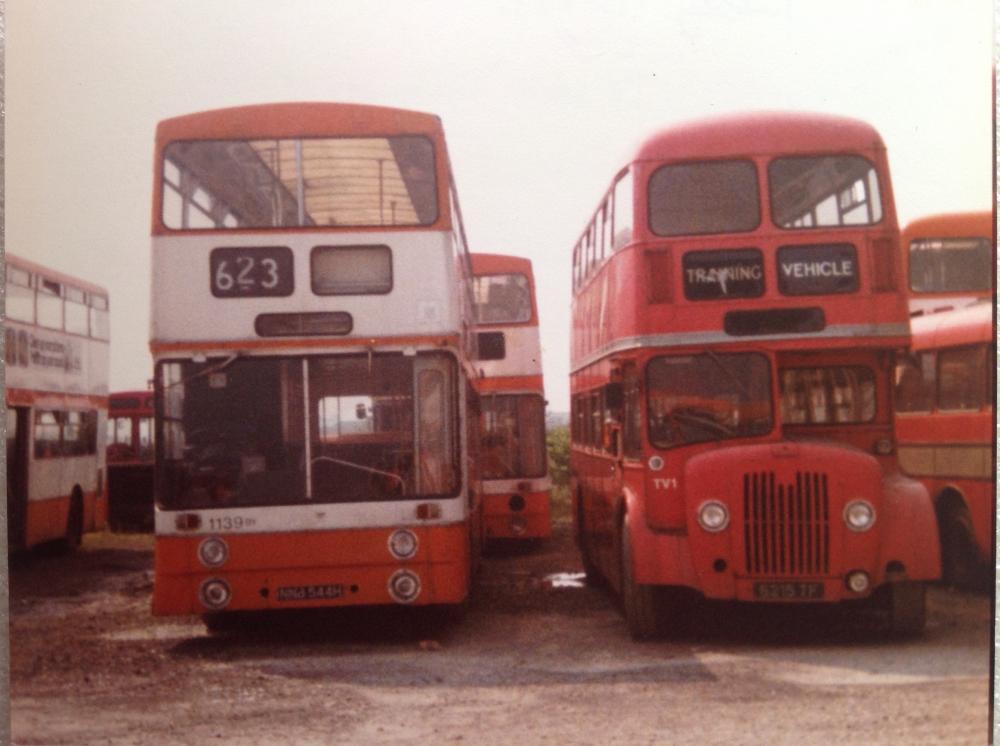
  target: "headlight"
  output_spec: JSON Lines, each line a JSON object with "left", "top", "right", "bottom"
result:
{"left": 387, "top": 529, "right": 418, "bottom": 560}
{"left": 697, "top": 500, "right": 730, "bottom": 532}
{"left": 199, "top": 577, "right": 232, "bottom": 610}
{"left": 388, "top": 569, "right": 421, "bottom": 604}
{"left": 843, "top": 500, "right": 876, "bottom": 532}
{"left": 198, "top": 537, "right": 229, "bottom": 567}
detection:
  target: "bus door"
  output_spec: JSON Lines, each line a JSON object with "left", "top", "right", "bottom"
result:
{"left": 7, "top": 406, "right": 29, "bottom": 549}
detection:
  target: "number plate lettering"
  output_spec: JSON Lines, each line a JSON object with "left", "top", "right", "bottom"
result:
{"left": 276, "top": 584, "right": 344, "bottom": 602}
{"left": 752, "top": 581, "right": 825, "bottom": 600}
{"left": 210, "top": 247, "right": 293, "bottom": 298}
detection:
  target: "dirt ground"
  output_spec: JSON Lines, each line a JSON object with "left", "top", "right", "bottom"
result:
{"left": 8, "top": 518, "right": 993, "bottom": 745}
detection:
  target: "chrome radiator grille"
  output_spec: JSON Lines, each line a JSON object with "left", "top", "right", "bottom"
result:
{"left": 742, "top": 471, "right": 830, "bottom": 575}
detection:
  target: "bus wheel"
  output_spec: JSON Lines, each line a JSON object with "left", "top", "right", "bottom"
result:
{"left": 882, "top": 581, "right": 926, "bottom": 636}
{"left": 621, "top": 521, "right": 659, "bottom": 640}
{"left": 937, "top": 502, "right": 982, "bottom": 588}
{"left": 57, "top": 491, "right": 84, "bottom": 553}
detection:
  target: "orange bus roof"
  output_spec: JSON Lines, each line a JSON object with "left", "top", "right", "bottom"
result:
{"left": 156, "top": 102, "right": 444, "bottom": 143}
{"left": 901, "top": 211, "right": 993, "bottom": 242}
{"left": 470, "top": 253, "right": 534, "bottom": 277}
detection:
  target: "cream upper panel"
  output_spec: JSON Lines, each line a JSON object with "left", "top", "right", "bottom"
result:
{"left": 151, "top": 230, "right": 465, "bottom": 345}
{"left": 475, "top": 325, "right": 543, "bottom": 380}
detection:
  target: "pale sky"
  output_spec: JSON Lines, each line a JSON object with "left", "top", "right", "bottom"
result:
{"left": 6, "top": 0, "right": 994, "bottom": 412}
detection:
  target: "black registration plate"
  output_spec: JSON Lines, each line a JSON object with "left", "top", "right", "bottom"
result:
{"left": 276, "top": 584, "right": 344, "bottom": 602}
{"left": 752, "top": 581, "right": 824, "bottom": 601}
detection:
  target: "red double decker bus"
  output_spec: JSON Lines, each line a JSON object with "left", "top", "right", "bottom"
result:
{"left": 902, "top": 211, "right": 993, "bottom": 316}
{"left": 107, "top": 390, "right": 155, "bottom": 531}
{"left": 895, "top": 300, "right": 993, "bottom": 586}
{"left": 570, "top": 112, "right": 938, "bottom": 638}
{"left": 471, "top": 253, "right": 551, "bottom": 542}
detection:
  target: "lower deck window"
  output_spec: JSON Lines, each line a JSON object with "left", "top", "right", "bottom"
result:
{"left": 780, "top": 366, "right": 876, "bottom": 424}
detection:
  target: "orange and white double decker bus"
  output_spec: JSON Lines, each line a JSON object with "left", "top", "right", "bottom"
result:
{"left": 570, "top": 112, "right": 939, "bottom": 638}
{"left": 894, "top": 299, "right": 993, "bottom": 587}
{"left": 471, "top": 253, "right": 551, "bottom": 542}
{"left": 107, "top": 390, "right": 155, "bottom": 531}
{"left": 902, "top": 211, "right": 993, "bottom": 316}
{"left": 5, "top": 254, "right": 110, "bottom": 551}
{"left": 150, "top": 103, "right": 481, "bottom": 627}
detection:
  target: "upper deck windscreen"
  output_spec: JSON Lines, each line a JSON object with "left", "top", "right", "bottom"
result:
{"left": 908, "top": 237, "right": 993, "bottom": 293}
{"left": 162, "top": 136, "right": 437, "bottom": 230}
{"left": 769, "top": 155, "right": 882, "bottom": 229}
{"left": 473, "top": 273, "right": 532, "bottom": 324}
{"left": 648, "top": 160, "right": 760, "bottom": 236}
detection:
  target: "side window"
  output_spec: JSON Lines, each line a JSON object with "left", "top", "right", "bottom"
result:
{"left": 894, "top": 352, "right": 934, "bottom": 413}
{"left": 612, "top": 169, "right": 634, "bottom": 250}
{"left": 938, "top": 345, "right": 986, "bottom": 411}
{"left": 622, "top": 366, "right": 642, "bottom": 459}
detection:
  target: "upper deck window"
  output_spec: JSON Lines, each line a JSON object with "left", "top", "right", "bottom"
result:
{"left": 908, "top": 237, "right": 993, "bottom": 293}
{"left": 648, "top": 160, "right": 760, "bottom": 237}
{"left": 162, "top": 136, "right": 437, "bottom": 230}
{"left": 473, "top": 273, "right": 532, "bottom": 324}
{"left": 769, "top": 155, "right": 883, "bottom": 229}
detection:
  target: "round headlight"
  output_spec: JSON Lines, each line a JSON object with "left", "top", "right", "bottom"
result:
{"left": 843, "top": 500, "right": 876, "bottom": 531}
{"left": 873, "top": 438, "right": 894, "bottom": 456}
{"left": 388, "top": 529, "right": 419, "bottom": 560}
{"left": 388, "top": 569, "right": 421, "bottom": 604}
{"left": 845, "top": 570, "right": 870, "bottom": 594}
{"left": 199, "top": 577, "right": 232, "bottom": 610}
{"left": 697, "top": 500, "right": 730, "bottom": 532}
{"left": 198, "top": 537, "right": 229, "bottom": 567}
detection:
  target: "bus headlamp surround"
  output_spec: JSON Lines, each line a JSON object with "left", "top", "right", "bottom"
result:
{"left": 198, "top": 537, "right": 229, "bottom": 567}
{"left": 843, "top": 500, "right": 876, "bottom": 532}
{"left": 697, "top": 500, "right": 730, "bottom": 532}
{"left": 199, "top": 577, "right": 232, "bottom": 610}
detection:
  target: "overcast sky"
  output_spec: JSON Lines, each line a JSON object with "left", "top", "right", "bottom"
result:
{"left": 6, "top": 0, "right": 993, "bottom": 412}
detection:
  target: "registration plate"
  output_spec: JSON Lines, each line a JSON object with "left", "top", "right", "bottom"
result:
{"left": 752, "top": 581, "right": 824, "bottom": 600}
{"left": 276, "top": 584, "right": 344, "bottom": 602}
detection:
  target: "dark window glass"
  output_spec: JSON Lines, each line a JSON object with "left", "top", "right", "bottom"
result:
{"left": 776, "top": 244, "right": 858, "bottom": 295}
{"left": 312, "top": 245, "right": 392, "bottom": 295}
{"left": 909, "top": 237, "right": 993, "bottom": 293}
{"left": 477, "top": 331, "right": 506, "bottom": 361}
{"left": 682, "top": 248, "right": 764, "bottom": 300}
{"left": 622, "top": 367, "right": 642, "bottom": 459}
{"left": 648, "top": 160, "right": 760, "bottom": 236}
{"left": 647, "top": 353, "right": 773, "bottom": 448}
{"left": 480, "top": 394, "right": 547, "bottom": 479}
{"left": 769, "top": 155, "right": 882, "bottom": 228}
{"left": 894, "top": 353, "right": 935, "bottom": 413}
{"left": 938, "top": 345, "right": 987, "bottom": 411}
{"left": 156, "top": 352, "right": 457, "bottom": 509}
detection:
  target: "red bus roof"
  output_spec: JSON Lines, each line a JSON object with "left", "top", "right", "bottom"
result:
{"left": 633, "top": 111, "right": 885, "bottom": 162}
{"left": 6, "top": 253, "right": 109, "bottom": 298}
{"left": 470, "top": 253, "right": 535, "bottom": 278}
{"left": 156, "top": 102, "right": 444, "bottom": 144}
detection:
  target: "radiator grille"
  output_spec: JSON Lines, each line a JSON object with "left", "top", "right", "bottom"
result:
{"left": 743, "top": 471, "right": 829, "bottom": 575}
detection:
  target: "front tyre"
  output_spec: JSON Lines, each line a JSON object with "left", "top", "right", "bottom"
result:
{"left": 621, "top": 519, "right": 659, "bottom": 640}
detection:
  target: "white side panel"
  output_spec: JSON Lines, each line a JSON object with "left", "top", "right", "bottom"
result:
{"left": 28, "top": 455, "right": 98, "bottom": 502}
{"left": 151, "top": 231, "right": 460, "bottom": 343}
{"left": 476, "top": 325, "right": 543, "bottom": 379}
{"left": 6, "top": 321, "right": 110, "bottom": 397}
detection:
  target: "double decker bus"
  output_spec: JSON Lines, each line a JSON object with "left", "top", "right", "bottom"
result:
{"left": 471, "top": 253, "right": 551, "bottom": 542}
{"left": 902, "top": 211, "right": 993, "bottom": 316}
{"left": 150, "top": 103, "right": 481, "bottom": 626}
{"left": 107, "top": 390, "right": 155, "bottom": 531}
{"left": 5, "top": 254, "right": 110, "bottom": 551}
{"left": 570, "top": 112, "right": 938, "bottom": 638}
{"left": 894, "top": 300, "right": 993, "bottom": 587}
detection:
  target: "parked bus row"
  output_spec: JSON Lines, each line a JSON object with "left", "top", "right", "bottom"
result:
{"left": 7, "top": 102, "right": 990, "bottom": 640}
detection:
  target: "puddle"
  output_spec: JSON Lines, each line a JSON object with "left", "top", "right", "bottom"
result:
{"left": 543, "top": 572, "right": 586, "bottom": 589}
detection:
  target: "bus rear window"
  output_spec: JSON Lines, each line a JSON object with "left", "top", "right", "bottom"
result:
{"left": 473, "top": 273, "right": 532, "bottom": 323}
{"left": 909, "top": 237, "right": 993, "bottom": 293}
{"left": 780, "top": 366, "right": 876, "bottom": 424}
{"left": 648, "top": 160, "right": 760, "bottom": 236}
{"left": 162, "top": 135, "right": 437, "bottom": 230}
{"left": 769, "top": 155, "right": 882, "bottom": 228}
